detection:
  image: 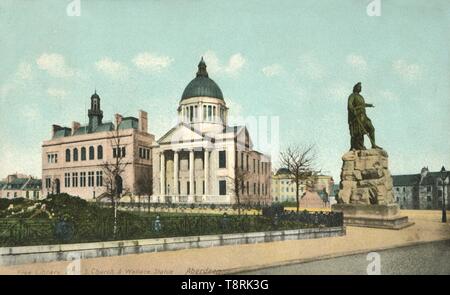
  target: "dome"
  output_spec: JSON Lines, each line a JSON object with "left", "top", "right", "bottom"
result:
{"left": 181, "top": 58, "right": 224, "bottom": 101}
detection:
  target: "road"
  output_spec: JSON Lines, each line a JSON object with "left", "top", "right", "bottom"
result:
{"left": 238, "top": 240, "right": 450, "bottom": 275}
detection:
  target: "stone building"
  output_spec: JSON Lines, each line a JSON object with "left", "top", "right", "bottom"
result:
{"left": 393, "top": 167, "right": 450, "bottom": 210}
{"left": 151, "top": 58, "right": 271, "bottom": 206}
{"left": 0, "top": 173, "right": 41, "bottom": 200}
{"left": 271, "top": 168, "right": 306, "bottom": 203}
{"left": 42, "top": 92, "right": 155, "bottom": 201}
{"left": 271, "top": 168, "right": 333, "bottom": 205}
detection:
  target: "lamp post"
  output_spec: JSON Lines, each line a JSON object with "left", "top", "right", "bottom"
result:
{"left": 440, "top": 166, "right": 447, "bottom": 223}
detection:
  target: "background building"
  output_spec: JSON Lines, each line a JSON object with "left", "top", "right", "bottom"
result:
{"left": 271, "top": 168, "right": 306, "bottom": 203}
{"left": 42, "top": 92, "right": 155, "bottom": 201}
{"left": 393, "top": 167, "right": 450, "bottom": 210}
{"left": 0, "top": 173, "right": 41, "bottom": 200}
{"left": 151, "top": 58, "right": 271, "bottom": 206}
{"left": 271, "top": 168, "right": 332, "bottom": 207}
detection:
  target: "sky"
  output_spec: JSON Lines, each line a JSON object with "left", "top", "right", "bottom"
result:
{"left": 0, "top": 0, "right": 449, "bottom": 181}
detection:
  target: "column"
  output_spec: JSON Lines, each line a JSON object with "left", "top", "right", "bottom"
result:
{"left": 160, "top": 151, "right": 165, "bottom": 196}
{"left": 189, "top": 149, "right": 194, "bottom": 202}
{"left": 204, "top": 149, "right": 209, "bottom": 196}
{"left": 173, "top": 150, "right": 179, "bottom": 200}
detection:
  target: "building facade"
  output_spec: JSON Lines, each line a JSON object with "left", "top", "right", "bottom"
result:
{"left": 0, "top": 173, "right": 41, "bottom": 200}
{"left": 271, "top": 168, "right": 307, "bottom": 203}
{"left": 151, "top": 58, "right": 271, "bottom": 206}
{"left": 271, "top": 168, "right": 333, "bottom": 206}
{"left": 42, "top": 92, "right": 155, "bottom": 201}
{"left": 393, "top": 167, "right": 450, "bottom": 210}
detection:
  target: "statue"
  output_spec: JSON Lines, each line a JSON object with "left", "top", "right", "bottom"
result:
{"left": 348, "top": 82, "right": 382, "bottom": 150}
{"left": 332, "top": 82, "right": 413, "bottom": 229}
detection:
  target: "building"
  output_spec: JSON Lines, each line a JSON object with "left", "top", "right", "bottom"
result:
{"left": 42, "top": 92, "right": 155, "bottom": 201}
{"left": 393, "top": 167, "right": 450, "bottom": 210}
{"left": 151, "top": 58, "right": 271, "bottom": 206}
{"left": 0, "top": 173, "right": 42, "bottom": 200}
{"left": 271, "top": 168, "right": 333, "bottom": 205}
{"left": 271, "top": 168, "right": 307, "bottom": 203}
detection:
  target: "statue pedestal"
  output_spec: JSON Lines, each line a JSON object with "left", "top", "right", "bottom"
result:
{"left": 332, "top": 149, "right": 413, "bottom": 230}
{"left": 332, "top": 203, "right": 413, "bottom": 230}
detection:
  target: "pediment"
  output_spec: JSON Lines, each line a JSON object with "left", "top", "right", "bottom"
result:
{"left": 158, "top": 124, "right": 206, "bottom": 144}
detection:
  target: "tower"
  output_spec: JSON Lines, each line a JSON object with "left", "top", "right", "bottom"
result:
{"left": 88, "top": 91, "right": 103, "bottom": 132}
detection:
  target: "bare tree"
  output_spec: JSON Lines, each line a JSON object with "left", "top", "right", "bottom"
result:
{"left": 134, "top": 167, "right": 152, "bottom": 212}
{"left": 227, "top": 162, "right": 250, "bottom": 216}
{"left": 100, "top": 116, "right": 130, "bottom": 236}
{"left": 279, "top": 145, "right": 317, "bottom": 212}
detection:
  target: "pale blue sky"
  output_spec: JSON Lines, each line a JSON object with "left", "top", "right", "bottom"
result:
{"left": 0, "top": 0, "right": 449, "bottom": 181}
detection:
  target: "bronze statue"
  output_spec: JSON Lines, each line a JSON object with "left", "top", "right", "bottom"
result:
{"left": 347, "top": 82, "right": 382, "bottom": 150}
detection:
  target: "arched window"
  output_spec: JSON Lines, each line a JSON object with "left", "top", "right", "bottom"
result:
{"left": 81, "top": 147, "right": 86, "bottom": 161}
{"left": 65, "top": 149, "right": 71, "bottom": 162}
{"left": 97, "top": 145, "right": 103, "bottom": 160}
{"left": 73, "top": 148, "right": 78, "bottom": 161}
{"left": 89, "top": 146, "right": 95, "bottom": 160}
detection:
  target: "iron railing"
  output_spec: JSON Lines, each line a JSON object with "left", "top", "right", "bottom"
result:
{"left": 0, "top": 211, "right": 343, "bottom": 247}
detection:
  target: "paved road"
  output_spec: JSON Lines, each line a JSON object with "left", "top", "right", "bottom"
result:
{"left": 238, "top": 240, "right": 450, "bottom": 275}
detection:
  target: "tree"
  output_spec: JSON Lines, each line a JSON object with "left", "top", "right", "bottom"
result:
{"left": 134, "top": 167, "right": 152, "bottom": 212}
{"left": 279, "top": 145, "right": 317, "bottom": 212}
{"left": 100, "top": 116, "right": 129, "bottom": 237}
{"left": 227, "top": 162, "right": 249, "bottom": 216}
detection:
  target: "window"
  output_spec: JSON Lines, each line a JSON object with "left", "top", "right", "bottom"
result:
{"left": 203, "top": 105, "right": 207, "bottom": 121}
{"left": 213, "top": 106, "right": 216, "bottom": 120}
{"left": 240, "top": 152, "right": 244, "bottom": 169}
{"left": 88, "top": 171, "right": 94, "bottom": 187}
{"left": 246, "top": 155, "right": 249, "bottom": 171}
{"left": 96, "top": 171, "right": 103, "bottom": 186}
{"left": 190, "top": 105, "right": 194, "bottom": 122}
{"left": 122, "top": 147, "right": 126, "bottom": 157}
{"left": 72, "top": 172, "right": 78, "bottom": 187}
{"left": 253, "top": 159, "right": 256, "bottom": 173}
{"left": 427, "top": 195, "right": 432, "bottom": 202}
{"left": 64, "top": 173, "right": 70, "bottom": 187}
{"left": 219, "top": 151, "right": 226, "bottom": 168}
{"left": 45, "top": 178, "right": 51, "bottom": 188}
{"left": 73, "top": 148, "right": 78, "bottom": 161}
{"left": 47, "top": 153, "right": 58, "bottom": 164}
{"left": 247, "top": 181, "right": 249, "bottom": 195}
{"left": 80, "top": 172, "right": 86, "bottom": 187}
{"left": 187, "top": 181, "right": 190, "bottom": 195}
{"left": 89, "top": 146, "right": 95, "bottom": 160}
{"left": 113, "top": 148, "right": 117, "bottom": 158}
{"left": 97, "top": 145, "right": 103, "bottom": 160}
{"left": 203, "top": 181, "right": 205, "bottom": 194}
{"left": 208, "top": 105, "right": 212, "bottom": 121}
{"left": 427, "top": 186, "right": 432, "bottom": 192}
{"left": 26, "top": 191, "right": 29, "bottom": 199}
{"left": 81, "top": 147, "right": 86, "bottom": 161}
{"left": 219, "top": 180, "right": 227, "bottom": 195}
{"left": 241, "top": 180, "right": 245, "bottom": 195}
{"left": 65, "top": 149, "right": 71, "bottom": 162}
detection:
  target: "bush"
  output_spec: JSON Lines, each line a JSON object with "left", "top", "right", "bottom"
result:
{"left": 262, "top": 203, "right": 285, "bottom": 217}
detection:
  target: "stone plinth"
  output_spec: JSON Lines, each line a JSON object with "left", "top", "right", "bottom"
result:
{"left": 332, "top": 203, "right": 414, "bottom": 230}
{"left": 333, "top": 149, "right": 413, "bottom": 230}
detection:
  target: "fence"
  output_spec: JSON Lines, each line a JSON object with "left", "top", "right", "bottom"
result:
{"left": 0, "top": 211, "right": 343, "bottom": 247}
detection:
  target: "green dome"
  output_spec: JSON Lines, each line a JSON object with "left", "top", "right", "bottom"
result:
{"left": 181, "top": 58, "right": 224, "bottom": 101}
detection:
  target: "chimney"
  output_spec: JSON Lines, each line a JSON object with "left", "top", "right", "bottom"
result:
{"left": 115, "top": 113, "right": 123, "bottom": 130}
{"left": 71, "top": 121, "right": 80, "bottom": 135}
{"left": 52, "top": 124, "right": 62, "bottom": 138}
{"left": 138, "top": 110, "right": 148, "bottom": 133}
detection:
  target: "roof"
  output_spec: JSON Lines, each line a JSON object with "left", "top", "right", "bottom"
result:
{"left": 54, "top": 121, "right": 123, "bottom": 138}
{"left": 181, "top": 58, "right": 224, "bottom": 101}
{"left": 3, "top": 178, "right": 28, "bottom": 190}
{"left": 275, "top": 168, "right": 291, "bottom": 175}
{"left": 392, "top": 171, "right": 442, "bottom": 186}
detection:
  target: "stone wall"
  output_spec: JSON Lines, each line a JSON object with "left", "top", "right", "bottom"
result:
{"left": 338, "top": 149, "right": 394, "bottom": 205}
{"left": 0, "top": 227, "right": 345, "bottom": 267}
